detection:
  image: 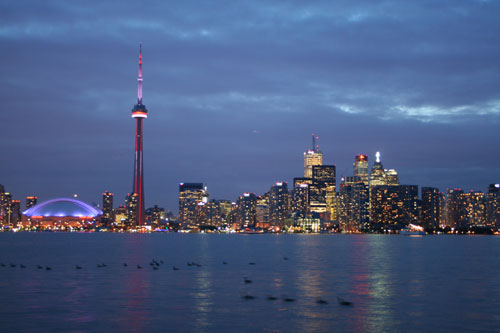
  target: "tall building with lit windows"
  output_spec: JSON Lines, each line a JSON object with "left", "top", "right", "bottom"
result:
{"left": 486, "top": 184, "right": 500, "bottom": 228}
{"left": 26, "top": 196, "right": 38, "bottom": 210}
{"left": 312, "top": 165, "right": 336, "bottom": 218}
{"left": 304, "top": 134, "right": 323, "bottom": 178}
{"left": 421, "top": 187, "right": 440, "bottom": 230}
{"left": 353, "top": 154, "right": 369, "bottom": 184}
{"left": 338, "top": 176, "right": 369, "bottom": 232}
{"left": 370, "top": 185, "right": 419, "bottom": 230}
{"left": 179, "top": 183, "right": 206, "bottom": 228}
{"left": 237, "top": 193, "right": 257, "bottom": 228}
{"left": 269, "top": 182, "right": 289, "bottom": 228}
{"left": 369, "top": 152, "right": 387, "bottom": 188}
{"left": 102, "top": 191, "right": 114, "bottom": 226}
{"left": 385, "top": 169, "right": 400, "bottom": 186}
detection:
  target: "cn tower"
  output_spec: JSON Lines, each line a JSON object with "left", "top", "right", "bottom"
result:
{"left": 131, "top": 44, "right": 147, "bottom": 226}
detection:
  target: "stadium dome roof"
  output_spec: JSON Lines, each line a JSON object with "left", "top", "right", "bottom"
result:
{"left": 23, "top": 198, "right": 102, "bottom": 218}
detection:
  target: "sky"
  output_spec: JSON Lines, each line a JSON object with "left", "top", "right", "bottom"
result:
{"left": 1, "top": 0, "right": 499, "bottom": 212}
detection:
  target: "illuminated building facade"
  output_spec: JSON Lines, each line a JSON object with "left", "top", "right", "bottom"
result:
{"left": 370, "top": 185, "right": 419, "bottom": 230}
{"left": 486, "top": 184, "right": 500, "bottom": 228}
{"left": 291, "top": 184, "right": 308, "bottom": 218}
{"left": 421, "top": 187, "right": 440, "bottom": 230}
{"left": 179, "top": 183, "right": 206, "bottom": 228}
{"left": 26, "top": 196, "right": 38, "bottom": 209}
{"left": 269, "top": 182, "right": 289, "bottom": 228}
{"left": 130, "top": 44, "right": 148, "bottom": 227}
{"left": 102, "top": 191, "right": 114, "bottom": 226}
{"left": 126, "top": 193, "right": 139, "bottom": 228}
{"left": 353, "top": 154, "right": 369, "bottom": 184}
{"left": 146, "top": 205, "right": 164, "bottom": 228}
{"left": 312, "top": 165, "right": 336, "bottom": 218}
{"left": 385, "top": 169, "right": 400, "bottom": 186}
{"left": 237, "top": 193, "right": 257, "bottom": 228}
{"left": 338, "top": 176, "right": 369, "bottom": 232}
{"left": 445, "top": 189, "right": 464, "bottom": 228}
{"left": 460, "top": 191, "right": 486, "bottom": 228}
{"left": 22, "top": 198, "right": 102, "bottom": 230}
{"left": 304, "top": 135, "right": 323, "bottom": 178}
{"left": 256, "top": 195, "right": 269, "bottom": 228}
{"left": 369, "top": 152, "right": 387, "bottom": 188}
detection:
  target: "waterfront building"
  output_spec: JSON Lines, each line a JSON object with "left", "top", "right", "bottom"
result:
{"left": 304, "top": 135, "right": 323, "bottom": 178}
{"left": 370, "top": 185, "right": 419, "bottom": 231}
{"left": 146, "top": 205, "right": 164, "bottom": 228}
{"left": 445, "top": 189, "right": 465, "bottom": 228}
{"left": 460, "top": 191, "right": 486, "bottom": 228}
{"left": 102, "top": 191, "right": 114, "bottom": 226}
{"left": 269, "top": 182, "right": 289, "bottom": 228}
{"left": 353, "top": 154, "right": 369, "bottom": 184}
{"left": 312, "top": 165, "right": 336, "bottom": 219}
{"left": 338, "top": 176, "right": 369, "bottom": 232}
{"left": 22, "top": 198, "right": 102, "bottom": 230}
{"left": 256, "top": 195, "right": 269, "bottom": 228}
{"left": 421, "top": 187, "right": 440, "bottom": 230}
{"left": 291, "top": 184, "right": 308, "bottom": 218}
{"left": 26, "top": 196, "right": 38, "bottom": 209}
{"left": 237, "top": 193, "right": 257, "bottom": 228}
{"left": 11, "top": 200, "right": 21, "bottom": 227}
{"left": 125, "top": 193, "right": 139, "bottom": 228}
{"left": 130, "top": 44, "right": 148, "bottom": 227}
{"left": 486, "top": 184, "right": 500, "bottom": 228}
{"left": 179, "top": 183, "right": 206, "bottom": 228}
{"left": 114, "top": 205, "right": 127, "bottom": 226}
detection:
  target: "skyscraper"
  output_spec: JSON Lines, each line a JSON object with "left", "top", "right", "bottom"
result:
{"left": 130, "top": 44, "right": 148, "bottom": 227}
{"left": 269, "top": 182, "right": 289, "bottom": 228}
{"left": 179, "top": 183, "right": 206, "bottom": 228}
{"left": 102, "top": 191, "right": 114, "bottom": 226}
{"left": 353, "top": 154, "right": 369, "bottom": 184}
{"left": 421, "top": 187, "right": 440, "bottom": 230}
{"left": 312, "top": 165, "right": 336, "bottom": 218}
{"left": 237, "top": 193, "right": 257, "bottom": 228}
{"left": 26, "top": 196, "right": 37, "bottom": 210}
{"left": 486, "top": 184, "right": 500, "bottom": 228}
{"left": 369, "top": 152, "right": 387, "bottom": 188}
{"left": 304, "top": 134, "right": 323, "bottom": 178}
{"left": 338, "top": 176, "right": 369, "bottom": 232}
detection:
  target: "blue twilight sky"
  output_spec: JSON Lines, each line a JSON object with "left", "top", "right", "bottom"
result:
{"left": 1, "top": 0, "right": 499, "bottom": 212}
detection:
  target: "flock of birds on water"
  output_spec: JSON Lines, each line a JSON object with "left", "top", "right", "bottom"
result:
{"left": 1, "top": 257, "right": 353, "bottom": 307}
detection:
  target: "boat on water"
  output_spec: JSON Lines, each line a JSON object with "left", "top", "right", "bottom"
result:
{"left": 399, "top": 224, "right": 426, "bottom": 235}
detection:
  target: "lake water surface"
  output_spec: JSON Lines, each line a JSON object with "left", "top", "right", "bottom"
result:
{"left": 0, "top": 233, "right": 499, "bottom": 332}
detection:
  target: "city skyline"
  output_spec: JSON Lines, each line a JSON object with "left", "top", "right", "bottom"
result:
{"left": 1, "top": 1, "right": 499, "bottom": 211}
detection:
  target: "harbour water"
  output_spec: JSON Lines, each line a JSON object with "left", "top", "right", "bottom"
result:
{"left": 0, "top": 233, "right": 499, "bottom": 332}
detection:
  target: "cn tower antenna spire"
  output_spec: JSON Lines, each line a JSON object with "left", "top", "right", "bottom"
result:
{"left": 137, "top": 43, "right": 143, "bottom": 104}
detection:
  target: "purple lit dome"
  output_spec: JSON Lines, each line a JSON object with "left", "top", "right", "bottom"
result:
{"left": 23, "top": 198, "right": 102, "bottom": 218}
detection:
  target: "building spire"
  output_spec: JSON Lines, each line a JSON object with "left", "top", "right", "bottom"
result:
{"left": 376, "top": 151, "right": 381, "bottom": 163}
{"left": 137, "top": 43, "right": 143, "bottom": 104}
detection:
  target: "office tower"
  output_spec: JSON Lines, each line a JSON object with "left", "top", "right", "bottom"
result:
{"left": 460, "top": 191, "right": 486, "bottom": 228}
{"left": 11, "top": 200, "right": 21, "bottom": 227}
{"left": 304, "top": 134, "right": 323, "bottom": 178}
{"left": 26, "top": 196, "right": 37, "bottom": 210}
{"left": 1, "top": 192, "right": 12, "bottom": 226}
{"left": 102, "top": 191, "right": 114, "bottom": 226}
{"left": 385, "top": 169, "right": 400, "bottom": 186}
{"left": 114, "top": 205, "right": 127, "bottom": 227}
{"left": 370, "top": 185, "right": 419, "bottom": 231}
{"left": 486, "top": 184, "right": 500, "bottom": 228}
{"left": 256, "top": 195, "right": 269, "bottom": 228}
{"left": 179, "top": 183, "right": 205, "bottom": 228}
{"left": 126, "top": 193, "right": 139, "bottom": 228}
{"left": 445, "top": 189, "right": 464, "bottom": 228}
{"left": 338, "top": 176, "right": 369, "bottom": 232}
{"left": 369, "top": 152, "right": 387, "bottom": 187}
{"left": 353, "top": 154, "right": 369, "bottom": 184}
{"left": 131, "top": 44, "right": 148, "bottom": 227}
{"left": 146, "top": 205, "right": 165, "bottom": 228}
{"left": 421, "top": 187, "right": 440, "bottom": 230}
{"left": 0, "top": 185, "right": 6, "bottom": 224}
{"left": 291, "top": 184, "right": 308, "bottom": 218}
{"left": 269, "top": 182, "right": 289, "bottom": 228}
{"left": 237, "top": 193, "right": 257, "bottom": 228}
{"left": 312, "top": 165, "right": 337, "bottom": 218}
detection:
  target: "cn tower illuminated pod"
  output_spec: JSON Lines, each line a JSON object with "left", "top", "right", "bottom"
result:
{"left": 131, "top": 44, "right": 147, "bottom": 226}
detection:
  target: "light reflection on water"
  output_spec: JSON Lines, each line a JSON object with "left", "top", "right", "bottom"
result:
{"left": 0, "top": 233, "right": 499, "bottom": 332}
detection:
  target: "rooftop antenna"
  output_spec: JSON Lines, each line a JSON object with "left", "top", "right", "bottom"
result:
{"left": 376, "top": 151, "right": 381, "bottom": 163}
{"left": 137, "top": 43, "right": 143, "bottom": 104}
